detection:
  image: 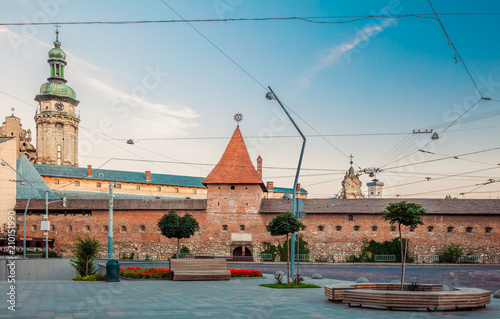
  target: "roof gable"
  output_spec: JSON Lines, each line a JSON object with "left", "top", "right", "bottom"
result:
{"left": 203, "top": 127, "right": 265, "bottom": 189}
{"left": 16, "top": 156, "right": 58, "bottom": 199}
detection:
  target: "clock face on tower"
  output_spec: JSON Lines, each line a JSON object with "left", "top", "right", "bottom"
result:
{"left": 55, "top": 102, "right": 64, "bottom": 111}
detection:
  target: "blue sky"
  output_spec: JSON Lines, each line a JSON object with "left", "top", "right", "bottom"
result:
{"left": 1, "top": 0, "right": 500, "bottom": 198}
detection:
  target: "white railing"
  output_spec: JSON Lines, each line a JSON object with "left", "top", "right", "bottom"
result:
{"left": 259, "top": 253, "right": 275, "bottom": 261}
{"left": 417, "top": 255, "right": 440, "bottom": 263}
{"left": 459, "top": 255, "right": 484, "bottom": 263}
{"left": 294, "top": 254, "right": 310, "bottom": 262}
{"left": 333, "top": 254, "right": 355, "bottom": 262}
{"left": 214, "top": 253, "right": 233, "bottom": 260}
{"left": 179, "top": 253, "right": 196, "bottom": 259}
{"left": 374, "top": 254, "right": 396, "bottom": 262}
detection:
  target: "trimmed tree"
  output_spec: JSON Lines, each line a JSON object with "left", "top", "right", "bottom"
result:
{"left": 381, "top": 201, "right": 425, "bottom": 290}
{"left": 70, "top": 236, "right": 100, "bottom": 277}
{"left": 266, "top": 211, "right": 304, "bottom": 283}
{"left": 157, "top": 210, "right": 199, "bottom": 257}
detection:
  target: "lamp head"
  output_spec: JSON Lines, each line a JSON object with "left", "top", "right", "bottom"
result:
{"left": 265, "top": 92, "right": 275, "bottom": 100}
{"left": 126, "top": 139, "right": 134, "bottom": 145}
{"left": 16, "top": 218, "right": 22, "bottom": 222}
{"left": 1, "top": 162, "right": 6, "bottom": 166}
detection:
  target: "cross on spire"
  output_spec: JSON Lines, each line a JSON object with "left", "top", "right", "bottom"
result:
{"left": 349, "top": 154, "right": 354, "bottom": 166}
{"left": 54, "top": 24, "right": 60, "bottom": 41}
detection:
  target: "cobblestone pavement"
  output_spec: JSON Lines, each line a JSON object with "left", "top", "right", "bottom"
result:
{"left": 1, "top": 275, "right": 499, "bottom": 319}
{"left": 230, "top": 263, "right": 500, "bottom": 292}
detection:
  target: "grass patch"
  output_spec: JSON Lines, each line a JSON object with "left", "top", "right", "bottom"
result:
{"left": 260, "top": 283, "right": 321, "bottom": 289}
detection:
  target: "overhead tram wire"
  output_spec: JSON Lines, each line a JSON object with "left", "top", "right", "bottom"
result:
{"left": 1, "top": 12, "right": 500, "bottom": 26}
{"left": 371, "top": 133, "right": 413, "bottom": 168}
{"left": 158, "top": 1, "right": 359, "bottom": 169}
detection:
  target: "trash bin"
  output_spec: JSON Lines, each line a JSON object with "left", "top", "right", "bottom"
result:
{"left": 106, "top": 259, "right": 120, "bottom": 282}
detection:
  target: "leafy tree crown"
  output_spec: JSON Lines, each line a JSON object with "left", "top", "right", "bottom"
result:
{"left": 266, "top": 211, "right": 304, "bottom": 236}
{"left": 381, "top": 201, "right": 426, "bottom": 228}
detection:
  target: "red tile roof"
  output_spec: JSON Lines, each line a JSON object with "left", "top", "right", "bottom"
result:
{"left": 203, "top": 127, "right": 266, "bottom": 190}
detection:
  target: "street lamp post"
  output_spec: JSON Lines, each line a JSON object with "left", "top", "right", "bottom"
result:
{"left": 265, "top": 87, "right": 306, "bottom": 278}
{"left": 1, "top": 159, "right": 32, "bottom": 259}
{"left": 108, "top": 183, "right": 115, "bottom": 259}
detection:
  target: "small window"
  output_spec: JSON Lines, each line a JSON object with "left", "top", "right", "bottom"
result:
{"left": 447, "top": 226, "right": 454, "bottom": 233}
{"left": 409, "top": 227, "right": 415, "bottom": 232}
{"left": 32, "top": 225, "right": 38, "bottom": 231}
{"left": 174, "top": 188, "right": 179, "bottom": 193}
{"left": 102, "top": 225, "right": 108, "bottom": 232}
{"left": 222, "top": 225, "right": 228, "bottom": 232}
{"left": 54, "top": 179, "right": 60, "bottom": 185}
{"left": 67, "top": 225, "right": 73, "bottom": 232}
{"left": 466, "top": 227, "right": 473, "bottom": 233}
{"left": 354, "top": 226, "right": 360, "bottom": 231}
{"left": 348, "top": 214, "right": 353, "bottom": 221}
{"left": 428, "top": 226, "right": 434, "bottom": 232}
{"left": 139, "top": 225, "right": 146, "bottom": 233}
{"left": 96, "top": 182, "right": 101, "bottom": 188}
{"left": 136, "top": 185, "right": 141, "bottom": 190}
{"left": 51, "top": 225, "right": 55, "bottom": 231}
{"left": 301, "top": 226, "right": 306, "bottom": 231}
{"left": 390, "top": 226, "right": 397, "bottom": 232}
{"left": 156, "top": 186, "right": 161, "bottom": 192}
{"left": 84, "top": 225, "right": 91, "bottom": 232}
{"left": 318, "top": 225, "right": 324, "bottom": 232}
{"left": 335, "top": 226, "right": 342, "bottom": 232}
{"left": 485, "top": 227, "right": 493, "bottom": 233}
{"left": 231, "top": 185, "right": 235, "bottom": 190}
{"left": 239, "top": 225, "right": 245, "bottom": 232}
{"left": 120, "top": 226, "right": 127, "bottom": 233}
{"left": 115, "top": 183, "right": 122, "bottom": 189}
{"left": 372, "top": 226, "right": 378, "bottom": 232}
{"left": 74, "top": 181, "right": 80, "bottom": 186}
{"left": 192, "top": 189, "right": 197, "bottom": 194}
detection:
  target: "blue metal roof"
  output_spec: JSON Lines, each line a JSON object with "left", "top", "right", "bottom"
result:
{"left": 16, "top": 156, "right": 58, "bottom": 200}
{"left": 34, "top": 164, "right": 206, "bottom": 188}
{"left": 0, "top": 137, "right": 13, "bottom": 144}
{"left": 273, "top": 187, "right": 308, "bottom": 195}
{"left": 52, "top": 189, "right": 187, "bottom": 200}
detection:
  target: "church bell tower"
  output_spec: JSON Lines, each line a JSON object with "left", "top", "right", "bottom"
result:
{"left": 35, "top": 28, "right": 80, "bottom": 166}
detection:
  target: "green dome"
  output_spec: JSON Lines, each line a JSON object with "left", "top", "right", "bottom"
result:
{"left": 39, "top": 81, "right": 76, "bottom": 99}
{"left": 48, "top": 40, "right": 66, "bottom": 60}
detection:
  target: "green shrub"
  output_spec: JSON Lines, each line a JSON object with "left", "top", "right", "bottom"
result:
{"left": 440, "top": 244, "right": 463, "bottom": 263}
{"left": 180, "top": 246, "right": 190, "bottom": 254}
{"left": 259, "top": 242, "right": 277, "bottom": 261}
{"left": 70, "top": 236, "right": 100, "bottom": 277}
{"left": 277, "top": 237, "right": 310, "bottom": 262}
{"left": 72, "top": 273, "right": 106, "bottom": 281}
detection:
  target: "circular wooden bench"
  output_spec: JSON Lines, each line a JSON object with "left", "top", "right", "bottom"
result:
{"left": 324, "top": 283, "right": 491, "bottom": 311}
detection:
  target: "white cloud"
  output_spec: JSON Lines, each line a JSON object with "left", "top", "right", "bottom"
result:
{"left": 297, "top": 19, "right": 396, "bottom": 90}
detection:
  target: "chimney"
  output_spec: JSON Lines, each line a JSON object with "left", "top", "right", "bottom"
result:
{"left": 296, "top": 183, "right": 301, "bottom": 193}
{"left": 87, "top": 165, "right": 92, "bottom": 176}
{"left": 145, "top": 171, "right": 151, "bottom": 181}
{"left": 256, "top": 155, "right": 263, "bottom": 180}
{"left": 267, "top": 181, "right": 273, "bottom": 191}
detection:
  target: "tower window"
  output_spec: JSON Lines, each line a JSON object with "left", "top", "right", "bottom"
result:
{"left": 192, "top": 189, "right": 197, "bottom": 194}
{"left": 156, "top": 186, "right": 161, "bottom": 192}
{"left": 372, "top": 226, "right": 378, "bottom": 232}
{"left": 348, "top": 215, "right": 353, "bottom": 221}
{"left": 139, "top": 225, "right": 146, "bottom": 233}
{"left": 447, "top": 227, "right": 454, "bottom": 233}
{"left": 466, "top": 227, "right": 473, "bottom": 233}
{"left": 74, "top": 181, "right": 80, "bottom": 186}
{"left": 115, "top": 184, "right": 121, "bottom": 189}
{"left": 51, "top": 225, "right": 55, "bottom": 231}
{"left": 239, "top": 225, "right": 245, "bottom": 232}
{"left": 301, "top": 226, "right": 306, "bottom": 231}
{"left": 136, "top": 185, "right": 141, "bottom": 190}
{"left": 485, "top": 227, "right": 493, "bottom": 233}
{"left": 84, "top": 225, "right": 91, "bottom": 232}
{"left": 409, "top": 227, "right": 415, "bottom": 232}
{"left": 174, "top": 188, "right": 179, "bottom": 193}
{"left": 96, "top": 182, "right": 101, "bottom": 188}
{"left": 54, "top": 179, "right": 59, "bottom": 185}
{"left": 57, "top": 144, "right": 62, "bottom": 165}
{"left": 32, "top": 225, "right": 38, "bottom": 231}
{"left": 335, "top": 226, "right": 342, "bottom": 232}
{"left": 428, "top": 226, "right": 434, "bottom": 232}
{"left": 318, "top": 225, "right": 324, "bottom": 232}
{"left": 390, "top": 226, "right": 397, "bottom": 232}
{"left": 67, "top": 225, "right": 73, "bottom": 232}
{"left": 222, "top": 225, "right": 228, "bottom": 232}
{"left": 120, "top": 226, "right": 127, "bottom": 233}
{"left": 231, "top": 185, "right": 235, "bottom": 190}
{"left": 102, "top": 225, "right": 108, "bottom": 232}
{"left": 354, "top": 226, "right": 360, "bottom": 231}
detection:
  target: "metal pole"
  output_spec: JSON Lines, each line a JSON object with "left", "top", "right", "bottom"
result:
{"left": 23, "top": 187, "right": 30, "bottom": 259}
{"left": 108, "top": 183, "right": 114, "bottom": 259}
{"left": 45, "top": 190, "right": 48, "bottom": 259}
{"left": 267, "top": 86, "right": 306, "bottom": 278}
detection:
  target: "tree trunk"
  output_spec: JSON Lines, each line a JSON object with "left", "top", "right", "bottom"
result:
{"left": 85, "top": 256, "right": 89, "bottom": 277}
{"left": 286, "top": 233, "right": 290, "bottom": 284}
{"left": 177, "top": 238, "right": 180, "bottom": 258}
{"left": 399, "top": 223, "right": 405, "bottom": 291}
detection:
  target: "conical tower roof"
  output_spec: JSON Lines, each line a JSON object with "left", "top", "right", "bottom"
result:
{"left": 203, "top": 127, "right": 266, "bottom": 190}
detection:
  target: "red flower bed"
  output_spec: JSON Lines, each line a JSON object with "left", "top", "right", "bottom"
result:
{"left": 228, "top": 269, "right": 263, "bottom": 277}
{"left": 119, "top": 267, "right": 170, "bottom": 279}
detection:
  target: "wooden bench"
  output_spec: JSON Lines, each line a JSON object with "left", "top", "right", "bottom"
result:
{"left": 325, "top": 283, "right": 490, "bottom": 310}
{"left": 170, "top": 259, "right": 231, "bottom": 281}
